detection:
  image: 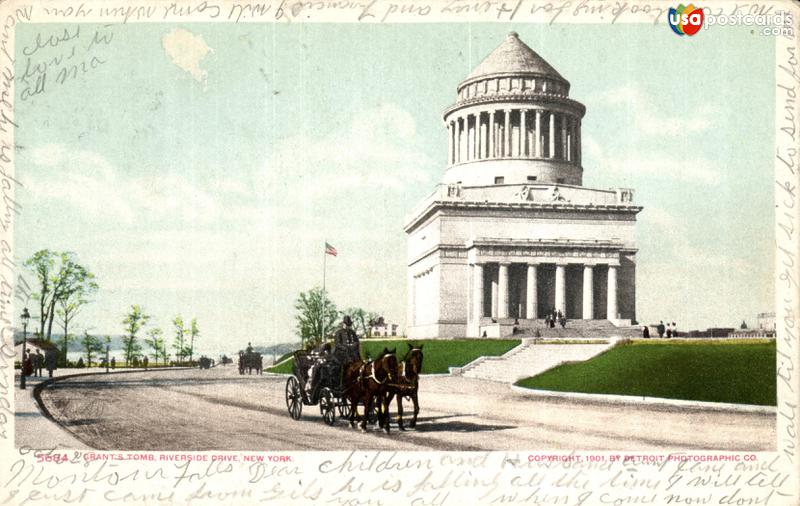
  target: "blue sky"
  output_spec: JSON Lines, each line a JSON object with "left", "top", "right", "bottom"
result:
{"left": 13, "top": 22, "right": 775, "bottom": 354}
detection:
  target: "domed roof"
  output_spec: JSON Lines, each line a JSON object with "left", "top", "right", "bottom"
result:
{"left": 463, "top": 32, "right": 567, "bottom": 84}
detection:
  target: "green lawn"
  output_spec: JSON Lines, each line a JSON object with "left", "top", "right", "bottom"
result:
{"left": 267, "top": 339, "right": 521, "bottom": 374}
{"left": 515, "top": 340, "right": 777, "bottom": 406}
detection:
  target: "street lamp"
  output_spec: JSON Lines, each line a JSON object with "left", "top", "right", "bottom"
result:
{"left": 20, "top": 308, "right": 30, "bottom": 390}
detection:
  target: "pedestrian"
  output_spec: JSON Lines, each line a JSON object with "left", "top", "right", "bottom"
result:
{"left": 666, "top": 323, "right": 672, "bottom": 338}
{"left": 657, "top": 321, "right": 665, "bottom": 338}
{"left": 560, "top": 316, "right": 567, "bottom": 328}
{"left": 143, "top": 356, "right": 149, "bottom": 369}
{"left": 549, "top": 314, "right": 555, "bottom": 328}
{"left": 34, "top": 350, "right": 44, "bottom": 376}
{"left": 642, "top": 326, "right": 650, "bottom": 338}
{"left": 111, "top": 357, "right": 116, "bottom": 369}
{"left": 44, "top": 348, "right": 57, "bottom": 378}
{"left": 672, "top": 322, "right": 678, "bottom": 337}
{"left": 23, "top": 351, "right": 33, "bottom": 377}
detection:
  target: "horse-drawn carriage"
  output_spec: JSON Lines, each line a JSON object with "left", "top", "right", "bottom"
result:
{"left": 238, "top": 351, "right": 263, "bottom": 375}
{"left": 285, "top": 344, "right": 423, "bottom": 431}
{"left": 285, "top": 349, "right": 355, "bottom": 425}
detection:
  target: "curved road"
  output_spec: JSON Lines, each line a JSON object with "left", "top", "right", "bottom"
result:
{"left": 37, "top": 367, "right": 775, "bottom": 451}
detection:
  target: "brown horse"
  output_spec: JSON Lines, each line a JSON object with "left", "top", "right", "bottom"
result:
{"left": 382, "top": 343, "right": 423, "bottom": 431}
{"left": 344, "top": 348, "right": 397, "bottom": 432}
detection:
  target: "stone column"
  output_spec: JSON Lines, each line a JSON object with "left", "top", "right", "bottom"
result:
{"left": 535, "top": 110, "right": 542, "bottom": 157}
{"left": 576, "top": 121, "right": 581, "bottom": 165}
{"left": 548, "top": 112, "right": 556, "bottom": 159}
{"left": 561, "top": 116, "right": 567, "bottom": 159}
{"left": 476, "top": 113, "right": 482, "bottom": 160}
{"left": 447, "top": 122, "right": 453, "bottom": 165}
{"left": 473, "top": 263, "right": 484, "bottom": 322}
{"left": 488, "top": 110, "right": 495, "bottom": 159}
{"left": 582, "top": 265, "right": 594, "bottom": 319}
{"left": 456, "top": 118, "right": 462, "bottom": 164}
{"left": 566, "top": 118, "right": 572, "bottom": 162}
{"left": 519, "top": 109, "right": 527, "bottom": 157}
{"left": 491, "top": 267, "right": 498, "bottom": 318}
{"left": 607, "top": 265, "right": 618, "bottom": 320}
{"left": 526, "top": 264, "right": 538, "bottom": 319}
{"left": 468, "top": 114, "right": 474, "bottom": 161}
{"left": 504, "top": 109, "right": 511, "bottom": 157}
{"left": 555, "top": 263, "right": 566, "bottom": 314}
{"left": 498, "top": 263, "right": 510, "bottom": 318}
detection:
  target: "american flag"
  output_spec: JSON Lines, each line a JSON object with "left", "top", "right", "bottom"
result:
{"left": 324, "top": 242, "right": 338, "bottom": 257}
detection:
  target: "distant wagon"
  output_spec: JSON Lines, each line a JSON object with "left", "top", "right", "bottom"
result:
{"left": 199, "top": 357, "right": 213, "bottom": 369}
{"left": 238, "top": 351, "right": 263, "bottom": 375}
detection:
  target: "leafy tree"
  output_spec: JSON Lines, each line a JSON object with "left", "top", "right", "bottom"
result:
{"left": 188, "top": 318, "right": 200, "bottom": 363}
{"left": 122, "top": 305, "right": 150, "bottom": 366}
{"left": 24, "top": 249, "right": 55, "bottom": 339}
{"left": 24, "top": 250, "right": 98, "bottom": 359}
{"left": 80, "top": 330, "right": 103, "bottom": 367}
{"left": 55, "top": 284, "right": 98, "bottom": 366}
{"left": 145, "top": 328, "right": 164, "bottom": 365}
{"left": 344, "top": 307, "right": 380, "bottom": 338}
{"left": 294, "top": 288, "right": 338, "bottom": 349}
{"left": 172, "top": 315, "right": 190, "bottom": 363}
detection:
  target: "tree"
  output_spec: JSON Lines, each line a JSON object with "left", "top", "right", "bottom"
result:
{"left": 55, "top": 281, "right": 98, "bottom": 366}
{"left": 172, "top": 315, "right": 189, "bottom": 363}
{"left": 24, "top": 250, "right": 97, "bottom": 351}
{"left": 294, "top": 288, "right": 338, "bottom": 349}
{"left": 24, "top": 249, "right": 55, "bottom": 339}
{"left": 122, "top": 305, "right": 150, "bottom": 366}
{"left": 145, "top": 328, "right": 164, "bottom": 365}
{"left": 344, "top": 307, "right": 380, "bottom": 338}
{"left": 188, "top": 318, "right": 200, "bottom": 363}
{"left": 80, "top": 330, "right": 103, "bottom": 368}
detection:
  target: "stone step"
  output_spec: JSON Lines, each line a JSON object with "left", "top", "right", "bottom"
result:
{"left": 461, "top": 342, "right": 612, "bottom": 383}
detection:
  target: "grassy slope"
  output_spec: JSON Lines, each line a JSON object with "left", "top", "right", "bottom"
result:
{"left": 267, "top": 339, "right": 521, "bottom": 374}
{"left": 516, "top": 340, "right": 777, "bottom": 406}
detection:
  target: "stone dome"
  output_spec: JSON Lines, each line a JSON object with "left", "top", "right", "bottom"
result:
{"left": 442, "top": 33, "right": 586, "bottom": 187}
{"left": 462, "top": 32, "right": 567, "bottom": 87}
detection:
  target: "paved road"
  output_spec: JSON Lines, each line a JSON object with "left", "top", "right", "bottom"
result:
{"left": 36, "top": 367, "right": 775, "bottom": 451}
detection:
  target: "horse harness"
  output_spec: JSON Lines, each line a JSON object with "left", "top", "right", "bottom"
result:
{"left": 358, "top": 354, "right": 395, "bottom": 386}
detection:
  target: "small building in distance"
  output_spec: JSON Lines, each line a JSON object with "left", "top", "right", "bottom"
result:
{"left": 370, "top": 319, "right": 400, "bottom": 337}
{"left": 728, "top": 312, "right": 776, "bottom": 338}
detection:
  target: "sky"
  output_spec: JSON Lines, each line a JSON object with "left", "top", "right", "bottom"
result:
{"left": 12, "top": 22, "right": 775, "bottom": 355}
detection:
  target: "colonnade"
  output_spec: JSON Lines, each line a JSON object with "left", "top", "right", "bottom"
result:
{"left": 447, "top": 108, "right": 580, "bottom": 166}
{"left": 471, "top": 262, "right": 618, "bottom": 321}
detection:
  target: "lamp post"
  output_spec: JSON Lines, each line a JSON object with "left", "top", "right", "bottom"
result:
{"left": 20, "top": 308, "right": 30, "bottom": 390}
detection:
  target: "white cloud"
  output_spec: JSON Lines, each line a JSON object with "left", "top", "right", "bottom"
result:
{"left": 583, "top": 135, "right": 721, "bottom": 185}
{"left": 162, "top": 28, "right": 213, "bottom": 85}
{"left": 25, "top": 144, "right": 227, "bottom": 225}
{"left": 264, "top": 103, "right": 434, "bottom": 199}
{"left": 641, "top": 206, "right": 749, "bottom": 273}
{"left": 595, "top": 85, "right": 712, "bottom": 137}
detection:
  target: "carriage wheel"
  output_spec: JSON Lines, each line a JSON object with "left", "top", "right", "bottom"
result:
{"left": 338, "top": 396, "right": 352, "bottom": 419}
{"left": 319, "top": 388, "right": 336, "bottom": 426}
{"left": 285, "top": 376, "right": 303, "bottom": 420}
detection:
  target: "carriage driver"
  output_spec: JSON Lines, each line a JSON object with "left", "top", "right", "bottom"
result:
{"left": 304, "top": 316, "right": 360, "bottom": 396}
{"left": 333, "top": 315, "right": 361, "bottom": 365}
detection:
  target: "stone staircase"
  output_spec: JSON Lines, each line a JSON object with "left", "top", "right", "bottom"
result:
{"left": 459, "top": 338, "right": 615, "bottom": 383}
{"left": 517, "top": 319, "right": 641, "bottom": 339}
